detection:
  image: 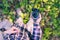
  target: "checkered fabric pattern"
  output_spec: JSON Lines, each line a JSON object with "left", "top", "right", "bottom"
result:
{"left": 3, "top": 24, "right": 29, "bottom": 40}
{"left": 0, "top": 19, "right": 13, "bottom": 40}
{"left": 2, "top": 21, "right": 42, "bottom": 40}
{"left": 32, "top": 23, "right": 40, "bottom": 40}
{"left": 3, "top": 30, "right": 29, "bottom": 40}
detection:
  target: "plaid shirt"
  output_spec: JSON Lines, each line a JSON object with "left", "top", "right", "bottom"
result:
{"left": 3, "top": 23, "right": 42, "bottom": 40}
{"left": 3, "top": 24, "right": 29, "bottom": 40}
{"left": 31, "top": 23, "right": 42, "bottom": 40}
{"left": 0, "top": 19, "right": 13, "bottom": 40}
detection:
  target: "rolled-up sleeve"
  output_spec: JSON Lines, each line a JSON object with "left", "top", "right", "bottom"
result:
{"left": 32, "top": 23, "right": 42, "bottom": 40}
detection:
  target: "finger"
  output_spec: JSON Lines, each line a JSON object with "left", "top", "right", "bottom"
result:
{"left": 11, "top": 27, "right": 19, "bottom": 31}
{"left": 9, "top": 29, "right": 19, "bottom": 34}
{"left": 11, "top": 26, "right": 20, "bottom": 31}
{"left": 4, "top": 27, "right": 19, "bottom": 34}
{"left": 12, "top": 27, "right": 20, "bottom": 32}
{"left": 11, "top": 31, "right": 18, "bottom": 33}
{"left": 3, "top": 30, "right": 17, "bottom": 34}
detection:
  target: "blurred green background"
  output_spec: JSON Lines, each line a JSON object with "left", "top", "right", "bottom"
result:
{"left": 0, "top": 0, "right": 60, "bottom": 40}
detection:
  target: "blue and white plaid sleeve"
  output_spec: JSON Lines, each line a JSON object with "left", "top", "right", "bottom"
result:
{"left": 32, "top": 23, "right": 42, "bottom": 40}
{"left": 3, "top": 33, "right": 9, "bottom": 40}
{"left": 3, "top": 24, "right": 24, "bottom": 40}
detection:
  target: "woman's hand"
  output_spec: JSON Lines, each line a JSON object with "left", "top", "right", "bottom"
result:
{"left": 4, "top": 26, "right": 20, "bottom": 34}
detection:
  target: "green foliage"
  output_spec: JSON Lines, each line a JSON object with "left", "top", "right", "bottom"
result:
{"left": 42, "top": 27, "right": 52, "bottom": 40}
{"left": 0, "top": 0, "right": 60, "bottom": 40}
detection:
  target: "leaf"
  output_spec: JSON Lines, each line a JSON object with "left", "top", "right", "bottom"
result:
{"left": 43, "top": 0, "right": 48, "bottom": 3}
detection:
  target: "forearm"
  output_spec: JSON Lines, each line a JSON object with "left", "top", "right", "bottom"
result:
{"left": 35, "top": 22, "right": 42, "bottom": 39}
{"left": 33, "top": 22, "right": 42, "bottom": 40}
